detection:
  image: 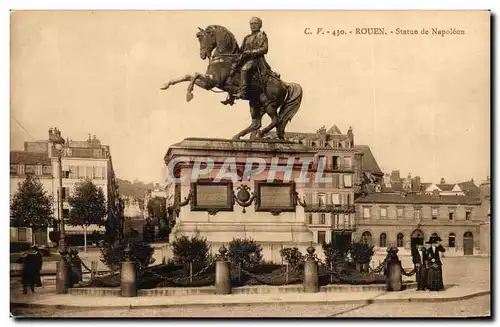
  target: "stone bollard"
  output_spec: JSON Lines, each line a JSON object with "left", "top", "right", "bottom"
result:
{"left": 120, "top": 245, "right": 137, "bottom": 297}
{"left": 385, "top": 246, "right": 403, "bottom": 291}
{"left": 56, "top": 250, "right": 70, "bottom": 294}
{"left": 215, "top": 245, "right": 231, "bottom": 295}
{"left": 303, "top": 246, "right": 319, "bottom": 293}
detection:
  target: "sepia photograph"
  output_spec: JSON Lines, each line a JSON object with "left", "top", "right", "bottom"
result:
{"left": 9, "top": 9, "right": 491, "bottom": 318}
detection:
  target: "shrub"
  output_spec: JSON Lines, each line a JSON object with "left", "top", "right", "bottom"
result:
{"left": 349, "top": 242, "right": 375, "bottom": 264}
{"left": 279, "top": 247, "right": 304, "bottom": 268}
{"left": 322, "top": 242, "right": 346, "bottom": 267}
{"left": 171, "top": 235, "right": 209, "bottom": 265}
{"left": 100, "top": 240, "right": 155, "bottom": 272}
{"left": 228, "top": 238, "right": 262, "bottom": 267}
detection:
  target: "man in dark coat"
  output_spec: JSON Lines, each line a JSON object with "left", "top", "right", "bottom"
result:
{"left": 425, "top": 236, "right": 445, "bottom": 291}
{"left": 17, "top": 247, "right": 39, "bottom": 294}
{"left": 411, "top": 244, "right": 428, "bottom": 291}
{"left": 33, "top": 246, "right": 43, "bottom": 287}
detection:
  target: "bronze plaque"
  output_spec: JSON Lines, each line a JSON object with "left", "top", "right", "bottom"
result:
{"left": 191, "top": 180, "right": 233, "bottom": 211}
{"left": 255, "top": 181, "right": 296, "bottom": 212}
{"left": 196, "top": 184, "right": 229, "bottom": 206}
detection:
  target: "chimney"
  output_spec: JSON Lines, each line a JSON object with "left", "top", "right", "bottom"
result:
{"left": 414, "top": 176, "right": 421, "bottom": 192}
{"left": 391, "top": 170, "right": 400, "bottom": 182}
{"left": 440, "top": 178, "right": 446, "bottom": 184}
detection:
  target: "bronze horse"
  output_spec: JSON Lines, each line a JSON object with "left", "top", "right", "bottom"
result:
{"left": 160, "top": 25, "right": 303, "bottom": 140}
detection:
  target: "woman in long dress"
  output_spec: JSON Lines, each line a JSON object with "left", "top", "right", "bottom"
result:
{"left": 426, "top": 236, "right": 445, "bottom": 291}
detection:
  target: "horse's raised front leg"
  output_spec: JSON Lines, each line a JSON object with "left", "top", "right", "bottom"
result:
{"left": 186, "top": 73, "right": 217, "bottom": 102}
{"left": 160, "top": 74, "right": 193, "bottom": 90}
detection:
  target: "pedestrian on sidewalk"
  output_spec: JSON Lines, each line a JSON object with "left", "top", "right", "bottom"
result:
{"left": 33, "top": 246, "right": 43, "bottom": 287}
{"left": 411, "top": 244, "right": 428, "bottom": 291}
{"left": 425, "top": 236, "right": 445, "bottom": 291}
{"left": 16, "top": 246, "right": 39, "bottom": 294}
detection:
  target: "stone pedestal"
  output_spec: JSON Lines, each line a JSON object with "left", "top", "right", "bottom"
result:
{"left": 55, "top": 259, "right": 69, "bottom": 294}
{"left": 303, "top": 246, "right": 319, "bottom": 293}
{"left": 120, "top": 247, "right": 137, "bottom": 297}
{"left": 165, "top": 138, "right": 317, "bottom": 261}
{"left": 215, "top": 245, "right": 231, "bottom": 294}
{"left": 386, "top": 259, "right": 403, "bottom": 291}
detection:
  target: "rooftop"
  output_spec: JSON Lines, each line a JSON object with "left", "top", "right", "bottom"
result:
{"left": 10, "top": 151, "right": 51, "bottom": 165}
{"left": 355, "top": 192, "right": 481, "bottom": 205}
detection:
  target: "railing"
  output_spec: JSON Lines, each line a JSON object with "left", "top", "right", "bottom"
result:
{"left": 305, "top": 204, "right": 356, "bottom": 213}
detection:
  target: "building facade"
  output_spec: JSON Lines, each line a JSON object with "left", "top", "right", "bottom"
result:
{"left": 272, "top": 125, "right": 382, "bottom": 251}
{"left": 354, "top": 190, "right": 488, "bottom": 256}
{"left": 10, "top": 128, "right": 119, "bottom": 245}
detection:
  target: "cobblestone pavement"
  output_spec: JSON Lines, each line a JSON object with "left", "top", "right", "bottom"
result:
{"left": 11, "top": 295, "right": 490, "bottom": 318}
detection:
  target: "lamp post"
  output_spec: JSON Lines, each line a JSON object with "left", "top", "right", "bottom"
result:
{"left": 54, "top": 138, "right": 66, "bottom": 253}
{"left": 53, "top": 130, "right": 69, "bottom": 294}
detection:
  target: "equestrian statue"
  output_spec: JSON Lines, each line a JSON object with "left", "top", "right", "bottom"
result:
{"left": 160, "top": 17, "right": 303, "bottom": 140}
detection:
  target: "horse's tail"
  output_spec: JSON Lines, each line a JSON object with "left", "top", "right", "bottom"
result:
{"left": 277, "top": 82, "right": 303, "bottom": 139}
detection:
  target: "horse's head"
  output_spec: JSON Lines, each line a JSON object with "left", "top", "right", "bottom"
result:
{"left": 196, "top": 25, "right": 239, "bottom": 60}
{"left": 196, "top": 27, "right": 216, "bottom": 60}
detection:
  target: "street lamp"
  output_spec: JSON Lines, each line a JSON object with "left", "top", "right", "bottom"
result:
{"left": 54, "top": 139, "right": 66, "bottom": 253}
{"left": 53, "top": 130, "right": 69, "bottom": 294}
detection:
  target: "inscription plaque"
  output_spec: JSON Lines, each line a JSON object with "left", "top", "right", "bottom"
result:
{"left": 191, "top": 179, "right": 233, "bottom": 211}
{"left": 255, "top": 181, "right": 296, "bottom": 212}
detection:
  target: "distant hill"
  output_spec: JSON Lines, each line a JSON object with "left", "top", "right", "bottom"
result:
{"left": 116, "top": 178, "right": 154, "bottom": 199}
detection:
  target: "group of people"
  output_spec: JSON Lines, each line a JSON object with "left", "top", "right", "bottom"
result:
{"left": 412, "top": 235, "right": 446, "bottom": 291}
{"left": 16, "top": 245, "right": 44, "bottom": 294}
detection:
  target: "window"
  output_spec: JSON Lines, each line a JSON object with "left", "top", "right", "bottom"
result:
{"left": 78, "top": 166, "right": 86, "bottom": 179}
{"left": 94, "top": 166, "right": 102, "bottom": 179}
{"left": 318, "top": 193, "right": 326, "bottom": 207}
{"left": 332, "top": 156, "right": 339, "bottom": 169}
{"left": 344, "top": 157, "right": 352, "bottom": 169}
{"left": 331, "top": 193, "right": 340, "bottom": 205}
{"left": 466, "top": 211, "right": 472, "bottom": 221}
{"left": 363, "top": 207, "right": 371, "bottom": 219}
{"left": 397, "top": 207, "right": 404, "bottom": 219}
{"left": 307, "top": 214, "right": 312, "bottom": 225}
{"left": 18, "top": 165, "right": 25, "bottom": 175}
{"left": 62, "top": 209, "right": 70, "bottom": 219}
{"left": 35, "top": 165, "right": 42, "bottom": 175}
{"left": 343, "top": 213, "right": 349, "bottom": 227}
{"left": 347, "top": 194, "right": 351, "bottom": 205}
{"left": 320, "top": 214, "right": 326, "bottom": 224}
{"left": 380, "top": 207, "right": 387, "bottom": 219}
{"left": 69, "top": 166, "right": 78, "bottom": 179}
{"left": 10, "top": 165, "right": 17, "bottom": 174}
{"left": 43, "top": 165, "right": 52, "bottom": 175}
{"left": 449, "top": 233, "right": 456, "bottom": 248}
{"left": 397, "top": 233, "right": 404, "bottom": 247}
{"left": 449, "top": 208, "right": 455, "bottom": 220}
{"left": 318, "top": 231, "right": 326, "bottom": 244}
{"left": 432, "top": 207, "right": 438, "bottom": 220}
{"left": 93, "top": 149, "right": 102, "bottom": 158}
{"left": 380, "top": 233, "right": 387, "bottom": 247}
{"left": 17, "top": 228, "right": 27, "bottom": 242}
{"left": 86, "top": 166, "right": 94, "bottom": 179}
{"left": 414, "top": 209, "right": 421, "bottom": 220}
{"left": 343, "top": 175, "right": 353, "bottom": 188}
{"left": 25, "top": 165, "right": 36, "bottom": 175}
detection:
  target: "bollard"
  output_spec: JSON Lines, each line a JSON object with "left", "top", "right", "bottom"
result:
{"left": 303, "top": 246, "right": 319, "bottom": 293}
{"left": 120, "top": 245, "right": 137, "bottom": 297}
{"left": 56, "top": 251, "right": 70, "bottom": 294}
{"left": 385, "top": 246, "right": 403, "bottom": 291}
{"left": 215, "top": 245, "right": 231, "bottom": 295}
{"left": 90, "top": 261, "right": 96, "bottom": 280}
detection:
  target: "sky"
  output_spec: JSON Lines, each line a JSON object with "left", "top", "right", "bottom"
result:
{"left": 10, "top": 10, "right": 490, "bottom": 185}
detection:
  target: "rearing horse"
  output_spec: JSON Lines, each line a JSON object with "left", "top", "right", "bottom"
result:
{"left": 160, "top": 25, "right": 303, "bottom": 140}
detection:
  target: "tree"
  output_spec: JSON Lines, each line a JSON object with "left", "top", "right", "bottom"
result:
{"left": 68, "top": 179, "right": 107, "bottom": 252}
{"left": 10, "top": 175, "right": 54, "bottom": 243}
{"left": 171, "top": 235, "right": 209, "bottom": 265}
